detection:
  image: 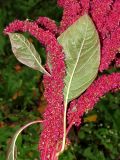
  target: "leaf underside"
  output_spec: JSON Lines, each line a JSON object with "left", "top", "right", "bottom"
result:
{"left": 58, "top": 14, "right": 100, "bottom": 103}
{"left": 8, "top": 33, "right": 50, "bottom": 76}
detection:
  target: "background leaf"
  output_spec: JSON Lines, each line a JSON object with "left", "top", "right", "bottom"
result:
{"left": 6, "top": 120, "right": 42, "bottom": 160}
{"left": 8, "top": 33, "right": 50, "bottom": 76}
{"left": 58, "top": 14, "right": 100, "bottom": 103}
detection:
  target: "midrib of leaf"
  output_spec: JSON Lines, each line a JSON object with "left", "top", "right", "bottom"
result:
{"left": 61, "top": 17, "right": 88, "bottom": 153}
{"left": 64, "top": 47, "right": 98, "bottom": 89}
{"left": 15, "top": 34, "right": 50, "bottom": 76}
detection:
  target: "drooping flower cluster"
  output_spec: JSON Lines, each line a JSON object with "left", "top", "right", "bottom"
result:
{"left": 4, "top": 0, "right": 120, "bottom": 160}
{"left": 90, "top": 0, "right": 120, "bottom": 71}
{"left": 4, "top": 19, "right": 66, "bottom": 160}
{"left": 4, "top": 20, "right": 56, "bottom": 46}
{"left": 68, "top": 73, "right": 120, "bottom": 126}
{"left": 58, "top": 0, "right": 81, "bottom": 33}
{"left": 36, "top": 17, "right": 58, "bottom": 35}
{"left": 39, "top": 43, "right": 65, "bottom": 159}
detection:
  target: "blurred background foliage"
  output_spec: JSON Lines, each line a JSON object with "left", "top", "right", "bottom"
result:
{"left": 0, "top": 0, "right": 120, "bottom": 160}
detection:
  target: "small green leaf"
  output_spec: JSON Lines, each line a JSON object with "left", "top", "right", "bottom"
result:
{"left": 58, "top": 14, "right": 100, "bottom": 103}
{"left": 8, "top": 33, "right": 50, "bottom": 76}
{"left": 6, "top": 120, "right": 43, "bottom": 160}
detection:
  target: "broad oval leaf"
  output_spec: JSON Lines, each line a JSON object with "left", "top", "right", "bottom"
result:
{"left": 6, "top": 120, "right": 43, "bottom": 160}
{"left": 8, "top": 33, "right": 50, "bottom": 76}
{"left": 58, "top": 14, "right": 100, "bottom": 103}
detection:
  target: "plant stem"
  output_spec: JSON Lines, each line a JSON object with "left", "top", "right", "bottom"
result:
{"left": 61, "top": 102, "right": 67, "bottom": 151}
{"left": 56, "top": 102, "right": 67, "bottom": 157}
{"left": 66, "top": 120, "right": 74, "bottom": 136}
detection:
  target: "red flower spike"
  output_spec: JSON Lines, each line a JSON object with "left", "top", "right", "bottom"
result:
{"left": 4, "top": 18, "right": 66, "bottom": 159}
{"left": 68, "top": 73, "right": 120, "bottom": 126}
{"left": 36, "top": 17, "right": 58, "bottom": 35}
{"left": 59, "top": 0, "right": 81, "bottom": 33}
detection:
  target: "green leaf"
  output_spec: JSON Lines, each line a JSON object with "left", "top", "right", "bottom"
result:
{"left": 6, "top": 120, "right": 43, "bottom": 160}
{"left": 58, "top": 14, "right": 100, "bottom": 103}
{"left": 8, "top": 33, "right": 50, "bottom": 76}
{"left": 83, "top": 147, "right": 105, "bottom": 160}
